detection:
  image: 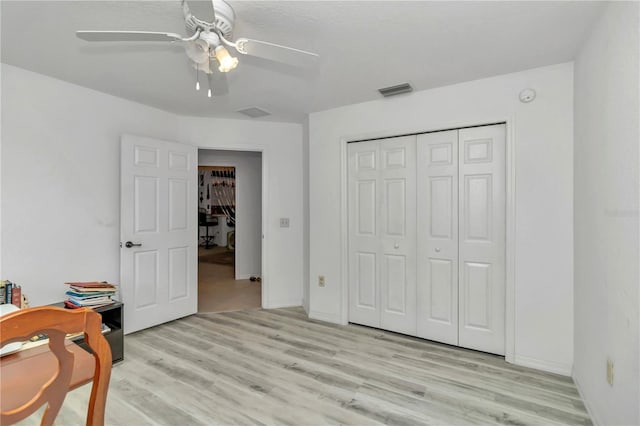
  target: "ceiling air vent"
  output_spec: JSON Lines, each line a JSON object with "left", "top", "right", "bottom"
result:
{"left": 237, "top": 106, "right": 271, "bottom": 118}
{"left": 378, "top": 83, "right": 413, "bottom": 97}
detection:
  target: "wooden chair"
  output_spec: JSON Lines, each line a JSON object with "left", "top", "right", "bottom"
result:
{"left": 0, "top": 307, "right": 112, "bottom": 426}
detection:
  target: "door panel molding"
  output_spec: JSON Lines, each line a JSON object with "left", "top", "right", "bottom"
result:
{"left": 463, "top": 174, "right": 493, "bottom": 242}
{"left": 356, "top": 251, "right": 376, "bottom": 309}
{"left": 133, "top": 250, "right": 159, "bottom": 309}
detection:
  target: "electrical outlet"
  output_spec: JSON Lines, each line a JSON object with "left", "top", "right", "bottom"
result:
{"left": 607, "top": 358, "right": 614, "bottom": 386}
{"left": 280, "top": 218, "right": 290, "bottom": 228}
{"left": 318, "top": 275, "right": 325, "bottom": 287}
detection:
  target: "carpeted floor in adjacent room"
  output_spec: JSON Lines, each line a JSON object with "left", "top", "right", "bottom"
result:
{"left": 198, "top": 246, "right": 261, "bottom": 313}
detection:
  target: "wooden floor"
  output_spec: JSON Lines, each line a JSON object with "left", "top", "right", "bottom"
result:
{"left": 19, "top": 307, "right": 591, "bottom": 425}
{"left": 198, "top": 246, "right": 261, "bottom": 313}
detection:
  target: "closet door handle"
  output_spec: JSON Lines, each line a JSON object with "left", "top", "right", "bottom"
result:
{"left": 124, "top": 241, "right": 142, "bottom": 248}
{"left": 394, "top": 243, "right": 400, "bottom": 249}
{"left": 435, "top": 247, "right": 441, "bottom": 253}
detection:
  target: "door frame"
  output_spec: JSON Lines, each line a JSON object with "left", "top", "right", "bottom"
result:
{"left": 338, "top": 117, "right": 517, "bottom": 363}
{"left": 196, "top": 145, "right": 268, "bottom": 308}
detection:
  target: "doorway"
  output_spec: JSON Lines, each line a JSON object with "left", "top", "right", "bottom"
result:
{"left": 197, "top": 150, "right": 262, "bottom": 312}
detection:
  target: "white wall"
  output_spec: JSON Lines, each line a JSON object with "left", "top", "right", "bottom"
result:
{"left": 178, "top": 116, "right": 304, "bottom": 308}
{"left": 302, "top": 116, "right": 310, "bottom": 313}
{"left": 573, "top": 3, "right": 640, "bottom": 425}
{"left": 0, "top": 47, "right": 3, "bottom": 279}
{"left": 199, "top": 150, "right": 262, "bottom": 280}
{"left": 309, "top": 63, "right": 575, "bottom": 374}
{"left": 1, "top": 64, "right": 304, "bottom": 310}
{"left": 1, "top": 64, "right": 181, "bottom": 305}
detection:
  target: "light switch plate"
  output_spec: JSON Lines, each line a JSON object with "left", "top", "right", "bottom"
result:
{"left": 280, "top": 218, "right": 290, "bottom": 228}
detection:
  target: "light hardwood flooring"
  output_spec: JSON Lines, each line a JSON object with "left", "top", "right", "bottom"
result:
{"left": 198, "top": 247, "right": 261, "bottom": 313}
{"left": 19, "top": 307, "right": 591, "bottom": 425}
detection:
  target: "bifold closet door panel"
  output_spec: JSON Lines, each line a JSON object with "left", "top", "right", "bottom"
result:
{"left": 348, "top": 136, "right": 417, "bottom": 334}
{"left": 416, "top": 130, "right": 459, "bottom": 345}
{"left": 348, "top": 140, "right": 381, "bottom": 328}
{"left": 458, "top": 124, "right": 506, "bottom": 355}
{"left": 378, "top": 137, "right": 417, "bottom": 335}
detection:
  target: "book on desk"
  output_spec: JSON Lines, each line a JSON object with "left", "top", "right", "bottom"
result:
{"left": 64, "top": 281, "right": 118, "bottom": 309}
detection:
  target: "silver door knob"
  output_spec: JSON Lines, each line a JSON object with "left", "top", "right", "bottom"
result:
{"left": 435, "top": 248, "right": 441, "bottom": 252}
{"left": 394, "top": 243, "right": 400, "bottom": 249}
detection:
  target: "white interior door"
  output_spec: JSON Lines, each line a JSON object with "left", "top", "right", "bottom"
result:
{"left": 120, "top": 134, "right": 198, "bottom": 334}
{"left": 379, "top": 137, "right": 417, "bottom": 335}
{"left": 348, "top": 136, "right": 416, "bottom": 335}
{"left": 417, "top": 130, "right": 459, "bottom": 345}
{"left": 458, "top": 124, "right": 506, "bottom": 355}
{"left": 348, "top": 140, "right": 381, "bottom": 328}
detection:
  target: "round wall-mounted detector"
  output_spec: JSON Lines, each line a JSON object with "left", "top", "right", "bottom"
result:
{"left": 519, "top": 88, "right": 536, "bottom": 103}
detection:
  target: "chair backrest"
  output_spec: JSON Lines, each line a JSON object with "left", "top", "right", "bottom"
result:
{"left": 1, "top": 307, "right": 112, "bottom": 426}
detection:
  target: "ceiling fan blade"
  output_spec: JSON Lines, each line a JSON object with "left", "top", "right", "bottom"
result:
{"left": 184, "top": 0, "right": 216, "bottom": 25}
{"left": 234, "top": 38, "right": 319, "bottom": 68}
{"left": 76, "top": 31, "right": 183, "bottom": 42}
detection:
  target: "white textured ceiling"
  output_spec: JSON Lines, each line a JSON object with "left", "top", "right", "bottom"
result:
{"left": 1, "top": 1, "right": 603, "bottom": 123}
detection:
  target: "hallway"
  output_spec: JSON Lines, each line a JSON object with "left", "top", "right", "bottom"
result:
{"left": 197, "top": 246, "right": 261, "bottom": 313}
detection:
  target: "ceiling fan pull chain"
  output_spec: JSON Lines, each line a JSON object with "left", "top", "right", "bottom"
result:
{"left": 195, "top": 66, "right": 200, "bottom": 91}
{"left": 207, "top": 73, "right": 212, "bottom": 98}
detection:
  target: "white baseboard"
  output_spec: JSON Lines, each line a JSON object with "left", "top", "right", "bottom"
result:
{"left": 308, "top": 310, "right": 342, "bottom": 324}
{"left": 572, "top": 373, "right": 600, "bottom": 426}
{"left": 262, "top": 298, "right": 302, "bottom": 310}
{"left": 235, "top": 273, "right": 260, "bottom": 280}
{"left": 513, "top": 354, "right": 572, "bottom": 376}
{"left": 302, "top": 298, "right": 310, "bottom": 315}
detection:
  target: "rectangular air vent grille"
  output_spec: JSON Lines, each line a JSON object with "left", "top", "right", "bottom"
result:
{"left": 237, "top": 106, "right": 271, "bottom": 118}
{"left": 378, "top": 83, "right": 413, "bottom": 97}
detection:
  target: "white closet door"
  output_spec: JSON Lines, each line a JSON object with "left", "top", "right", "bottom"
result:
{"left": 348, "top": 136, "right": 417, "bottom": 334}
{"left": 379, "top": 137, "right": 417, "bottom": 335}
{"left": 416, "top": 130, "right": 459, "bottom": 345}
{"left": 458, "top": 124, "right": 506, "bottom": 355}
{"left": 348, "top": 140, "right": 382, "bottom": 327}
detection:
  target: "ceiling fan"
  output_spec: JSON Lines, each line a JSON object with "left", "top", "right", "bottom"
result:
{"left": 76, "top": 0, "right": 319, "bottom": 98}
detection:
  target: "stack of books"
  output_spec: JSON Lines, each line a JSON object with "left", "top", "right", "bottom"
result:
{"left": 0, "top": 280, "right": 23, "bottom": 308}
{"left": 64, "top": 282, "right": 118, "bottom": 309}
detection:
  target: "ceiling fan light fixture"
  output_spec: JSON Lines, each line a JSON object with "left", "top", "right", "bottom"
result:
{"left": 215, "top": 45, "right": 238, "bottom": 72}
{"left": 185, "top": 39, "right": 209, "bottom": 65}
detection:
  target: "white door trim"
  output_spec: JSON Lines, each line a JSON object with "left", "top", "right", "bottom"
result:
{"left": 339, "top": 117, "right": 517, "bottom": 363}
{"left": 195, "top": 145, "right": 270, "bottom": 309}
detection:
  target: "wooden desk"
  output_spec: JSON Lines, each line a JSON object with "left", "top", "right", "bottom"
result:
{"left": 0, "top": 341, "right": 95, "bottom": 413}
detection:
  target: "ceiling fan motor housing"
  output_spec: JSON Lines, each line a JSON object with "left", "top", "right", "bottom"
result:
{"left": 185, "top": 0, "right": 235, "bottom": 39}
